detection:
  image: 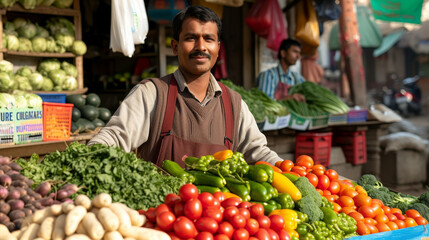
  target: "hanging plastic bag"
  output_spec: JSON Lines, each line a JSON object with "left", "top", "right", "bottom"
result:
{"left": 110, "top": 0, "right": 135, "bottom": 57}
{"left": 266, "top": 0, "right": 287, "bottom": 52}
{"left": 129, "top": 0, "right": 149, "bottom": 45}
{"left": 295, "top": 0, "right": 320, "bottom": 55}
{"left": 245, "top": 0, "right": 272, "bottom": 38}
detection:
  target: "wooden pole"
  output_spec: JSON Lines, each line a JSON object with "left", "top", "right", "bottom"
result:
{"left": 339, "top": 0, "right": 366, "bottom": 107}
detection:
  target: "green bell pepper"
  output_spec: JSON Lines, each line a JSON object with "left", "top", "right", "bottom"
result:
{"left": 254, "top": 164, "right": 274, "bottom": 183}
{"left": 246, "top": 165, "right": 269, "bottom": 182}
{"left": 297, "top": 211, "right": 309, "bottom": 223}
{"left": 320, "top": 207, "right": 338, "bottom": 225}
{"left": 273, "top": 193, "right": 295, "bottom": 209}
{"left": 337, "top": 213, "right": 357, "bottom": 235}
{"left": 249, "top": 180, "right": 270, "bottom": 202}
{"left": 299, "top": 232, "right": 315, "bottom": 240}
{"left": 321, "top": 196, "right": 334, "bottom": 210}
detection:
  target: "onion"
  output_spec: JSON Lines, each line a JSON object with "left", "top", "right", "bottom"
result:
{"left": 35, "top": 182, "right": 51, "bottom": 197}
{"left": 0, "top": 186, "right": 8, "bottom": 199}
{"left": 0, "top": 175, "right": 12, "bottom": 186}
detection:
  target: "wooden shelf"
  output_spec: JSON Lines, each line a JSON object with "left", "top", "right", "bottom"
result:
{"left": 31, "top": 87, "right": 88, "bottom": 95}
{"left": 2, "top": 4, "right": 79, "bottom": 16}
{"left": 1, "top": 49, "right": 76, "bottom": 58}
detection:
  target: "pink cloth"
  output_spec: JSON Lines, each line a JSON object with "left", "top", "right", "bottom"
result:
{"left": 301, "top": 53, "right": 324, "bottom": 83}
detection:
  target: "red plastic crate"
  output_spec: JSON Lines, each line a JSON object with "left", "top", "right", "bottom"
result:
{"left": 332, "top": 131, "right": 367, "bottom": 165}
{"left": 295, "top": 132, "right": 332, "bottom": 167}
{"left": 42, "top": 102, "right": 74, "bottom": 141}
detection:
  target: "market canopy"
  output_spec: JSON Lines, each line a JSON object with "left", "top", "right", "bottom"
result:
{"left": 329, "top": 6, "right": 382, "bottom": 50}
{"left": 370, "top": 0, "right": 424, "bottom": 24}
{"left": 373, "top": 28, "right": 406, "bottom": 57}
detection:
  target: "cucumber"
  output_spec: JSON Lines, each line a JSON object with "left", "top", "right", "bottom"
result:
{"left": 188, "top": 170, "right": 226, "bottom": 188}
{"left": 196, "top": 185, "right": 221, "bottom": 194}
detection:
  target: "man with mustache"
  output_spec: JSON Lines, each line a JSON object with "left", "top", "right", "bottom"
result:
{"left": 88, "top": 6, "right": 283, "bottom": 167}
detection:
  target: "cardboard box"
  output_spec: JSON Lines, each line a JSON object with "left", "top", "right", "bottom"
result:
{"left": 263, "top": 115, "right": 291, "bottom": 131}
{"left": 288, "top": 111, "right": 310, "bottom": 130}
{"left": 13, "top": 107, "right": 43, "bottom": 144}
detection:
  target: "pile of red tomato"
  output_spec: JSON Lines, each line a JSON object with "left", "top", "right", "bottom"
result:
{"left": 140, "top": 184, "right": 292, "bottom": 240}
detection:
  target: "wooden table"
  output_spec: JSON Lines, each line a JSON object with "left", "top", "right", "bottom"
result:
{"left": 0, "top": 133, "right": 94, "bottom": 159}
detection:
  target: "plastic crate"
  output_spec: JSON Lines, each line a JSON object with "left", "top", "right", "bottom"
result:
{"left": 295, "top": 132, "right": 332, "bottom": 167}
{"left": 42, "top": 102, "right": 73, "bottom": 141}
{"left": 332, "top": 131, "right": 367, "bottom": 165}
{"left": 37, "top": 93, "right": 66, "bottom": 103}
{"left": 347, "top": 109, "right": 367, "bottom": 123}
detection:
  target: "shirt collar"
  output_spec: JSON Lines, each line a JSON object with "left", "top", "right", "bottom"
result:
{"left": 276, "top": 64, "right": 292, "bottom": 77}
{"left": 173, "top": 69, "right": 222, "bottom": 97}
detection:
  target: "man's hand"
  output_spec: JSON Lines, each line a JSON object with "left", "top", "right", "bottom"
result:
{"left": 280, "top": 93, "right": 306, "bottom": 102}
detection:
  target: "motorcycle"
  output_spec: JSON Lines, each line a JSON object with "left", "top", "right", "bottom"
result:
{"left": 382, "top": 76, "right": 421, "bottom": 117}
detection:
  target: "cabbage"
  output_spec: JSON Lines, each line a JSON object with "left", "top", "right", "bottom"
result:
{"left": 16, "top": 66, "right": 33, "bottom": 77}
{"left": 0, "top": 60, "right": 14, "bottom": 73}
{"left": 61, "top": 61, "right": 77, "bottom": 77}
{"left": 25, "top": 93, "right": 42, "bottom": 108}
{"left": 0, "top": 0, "right": 17, "bottom": 7}
{"left": 17, "top": 23, "right": 37, "bottom": 39}
{"left": 6, "top": 35, "right": 19, "bottom": 51}
{"left": 19, "top": 0, "right": 37, "bottom": 9}
{"left": 46, "top": 17, "right": 74, "bottom": 36}
{"left": 0, "top": 93, "right": 15, "bottom": 109}
{"left": 53, "top": 0, "right": 72, "bottom": 8}
{"left": 45, "top": 37, "right": 57, "bottom": 52}
{"left": 38, "top": 58, "right": 61, "bottom": 76}
{"left": 41, "top": 77, "right": 53, "bottom": 91}
{"left": 0, "top": 72, "right": 15, "bottom": 91}
{"left": 54, "top": 44, "right": 66, "bottom": 53}
{"left": 55, "top": 33, "right": 74, "bottom": 48}
{"left": 70, "top": 40, "right": 87, "bottom": 55}
{"left": 39, "top": 0, "right": 54, "bottom": 6}
{"left": 15, "top": 75, "right": 33, "bottom": 91}
{"left": 48, "top": 69, "right": 66, "bottom": 86}
{"left": 28, "top": 72, "right": 44, "bottom": 90}
{"left": 13, "top": 18, "right": 27, "bottom": 29}
{"left": 4, "top": 22, "right": 15, "bottom": 31}
{"left": 2, "top": 34, "right": 6, "bottom": 49}
{"left": 14, "top": 94, "right": 27, "bottom": 108}
{"left": 53, "top": 85, "right": 62, "bottom": 91}
{"left": 32, "top": 37, "right": 47, "bottom": 52}
{"left": 18, "top": 37, "right": 33, "bottom": 52}
{"left": 62, "top": 76, "right": 77, "bottom": 90}
{"left": 35, "top": 25, "right": 50, "bottom": 38}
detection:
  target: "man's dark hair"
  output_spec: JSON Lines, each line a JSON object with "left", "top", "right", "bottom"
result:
{"left": 277, "top": 39, "right": 302, "bottom": 60}
{"left": 172, "top": 6, "right": 222, "bottom": 41}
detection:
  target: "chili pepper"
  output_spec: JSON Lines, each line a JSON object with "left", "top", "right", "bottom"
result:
{"left": 221, "top": 187, "right": 230, "bottom": 192}
{"left": 212, "top": 149, "right": 233, "bottom": 161}
{"left": 269, "top": 209, "right": 298, "bottom": 232}
{"left": 299, "top": 232, "right": 315, "bottom": 240}
{"left": 188, "top": 170, "right": 226, "bottom": 188}
{"left": 321, "top": 196, "right": 334, "bottom": 210}
{"left": 253, "top": 163, "right": 274, "bottom": 183}
{"left": 196, "top": 185, "right": 221, "bottom": 194}
{"left": 336, "top": 213, "right": 357, "bottom": 234}
{"left": 297, "top": 211, "right": 309, "bottom": 223}
{"left": 273, "top": 193, "right": 295, "bottom": 209}
{"left": 320, "top": 207, "right": 338, "bottom": 225}
{"left": 226, "top": 181, "right": 251, "bottom": 202}
{"left": 246, "top": 165, "right": 269, "bottom": 182}
{"left": 262, "top": 181, "right": 278, "bottom": 198}
{"left": 162, "top": 160, "right": 195, "bottom": 183}
{"left": 248, "top": 180, "right": 270, "bottom": 202}
{"left": 208, "top": 159, "right": 232, "bottom": 177}
{"left": 310, "top": 221, "right": 329, "bottom": 240}
{"left": 185, "top": 155, "right": 214, "bottom": 172}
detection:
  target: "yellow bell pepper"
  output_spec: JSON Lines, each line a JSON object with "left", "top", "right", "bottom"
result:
{"left": 269, "top": 209, "right": 298, "bottom": 232}
{"left": 287, "top": 229, "right": 299, "bottom": 238}
{"left": 212, "top": 150, "right": 233, "bottom": 161}
{"left": 223, "top": 192, "right": 242, "bottom": 200}
{"left": 271, "top": 171, "right": 302, "bottom": 202}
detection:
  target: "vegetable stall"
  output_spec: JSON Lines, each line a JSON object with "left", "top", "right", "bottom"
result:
{"left": 1, "top": 145, "right": 428, "bottom": 240}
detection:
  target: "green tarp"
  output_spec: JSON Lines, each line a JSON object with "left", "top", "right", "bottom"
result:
{"left": 329, "top": 6, "right": 382, "bottom": 50}
{"left": 373, "top": 29, "right": 405, "bottom": 57}
{"left": 370, "top": 0, "right": 423, "bottom": 24}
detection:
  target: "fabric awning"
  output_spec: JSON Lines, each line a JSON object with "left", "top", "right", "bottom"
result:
{"left": 373, "top": 29, "right": 405, "bottom": 57}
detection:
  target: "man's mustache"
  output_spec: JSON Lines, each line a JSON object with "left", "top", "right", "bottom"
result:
{"left": 189, "top": 52, "right": 211, "bottom": 60}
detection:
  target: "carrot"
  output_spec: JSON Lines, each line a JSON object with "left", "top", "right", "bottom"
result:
{"left": 255, "top": 161, "right": 283, "bottom": 173}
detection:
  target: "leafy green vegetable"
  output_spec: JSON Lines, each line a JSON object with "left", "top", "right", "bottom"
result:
{"left": 16, "top": 142, "right": 185, "bottom": 210}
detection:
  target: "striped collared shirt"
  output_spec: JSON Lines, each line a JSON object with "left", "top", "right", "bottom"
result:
{"left": 257, "top": 65, "right": 306, "bottom": 99}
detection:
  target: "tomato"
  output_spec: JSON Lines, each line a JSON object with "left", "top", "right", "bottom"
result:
{"left": 222, "top": 197, "right": 242, "bottom": 208}
{"left": 156, "top": 211, "right": 176, "bottom": 231}
{"left": 224, "top": 206, "right": 239, "bottom": 221}
{"left": 218, "top": 221, "right": 235, "bottom": 238}
{"left": 340, "top": 207, "right": 356, "bottom": 215}
{"left": 249, "top": 203, "right": 265, "bottom": 218}
{"left": 255, "top": 228, "right": 271, "bottom": 240}
{"left": 337, "top": 196, "right": 354, "bottom": 208}
{"left": 179, "top": 184, "right": 199, "bottom": 201}
{"left": 239, "top": 202, "right": 252, "bottom": 209}
{"left": 143, "top": 221, "right": 155, "bottom": 228}
{"left": 366, "top": 224, "right": 379, "bottom": 234}
{"left": 317, "top": 175, "right": 330, "bottom": 190}
{"left": 203, "top": 206, "right": 223, "bottom": 223}
{"left": 213, "top": 198, "right": 221, "bottom": 208}
{"left": 230, "top": 214, "right": 247, "bottom": 229}
{"left": 275, "top": 160, "right": 283, "bottom": 168}
{"left": 296, "top": 155, "right": 314, "bottom": 167}
{"left": 155, "top": 204, "right": 171, "bottom": 216}
{"left": 173, "top": 216, "right": 198, "bottom": 239}
{"left": 245, "top": 218, "right": 259, "bottom": 235}
{"left": 348, "top": 211, "right": 364, "bottom": 222}
{"left": 195, "top": 217, "right": 219, "bottom": 233}
{"left": 269, "top": 214, "right": 285, "bottom": 232}
{"left": 291, "top": 166, "right": 307, "bottom": 176}
{"left": 415, "top": 216, "right": 428, "bottom": 225}
{"left": 238, "top": 208, "right": 251, "bottom": 220}
{"left": 232, "top": 228, "right": 249, "bottom": 240}
{"left": 356, "top": 221, "right": 370, "bottom": 235}
{"left": 278, "top": 230, "right": 291, "bottom": 240}
{"left": 145, "top": 207, "right": 157, "bottom": 223}
{"left": 311, "top": 169, "right": 325, "bottom": 177}
{"left": 381, "top": 205, "right": 391, "bottom": 214}
{"left": 332, "top": 202, "right": 342, "bottom": 213}
{"left": 296, "top": 158, "right": 313, "bottom": 170}
{"left": 328, "top": 181, "right": 340, "bottom": 194}
{"left": 406, "top": 209, "right": 422, "bottom": 218}
{"left": 358, "top": 205, "right": 376, "bottom": 218}
{"left": 393, "top": 212, "right": 406, "bottom": 220}
{"left": 305, "top": 173, "right": 318, "bottom": 188}
{"left": 168, "top": 232, "right": 182, "bottom": 240}
{"left": 323, "top": 190, "right": 331, "bottom": 196}
{"left": 386, "top": 213, "right": 397, "bottom": 222}
{"left": 374, "top": 214, "right": 389, "bottom": 224}
{"left": 394, "top": 219, "right": 406, "bottom": 229}
{"left": 375, "top": 222, "right": 391, "bottom": 232}
{"left": 213, "top": 191, "right": 226, "bottom": 202}
{"left": 267, "top": 229, "right": 280, "bottom": 240}
{"left": 364, "top": 218, "right": 377, "bottom": 225}
{"left": 184, "top": 198, "right": 203, "bottom": 220}
{"left": 199, "top": 192, "right": 216, "bottom": 208}
{"left": 353, "top": 194, "right": 371, "bottom": 207}
{"left": 196, "top": 231, "right": 214, "bottom": 240}
{"left": 390, "top": 208, "right": 402, "bottom": 215}
{"left": 341, "top": 188, "right": 358, "bottom": 198}
{"left": 370, "top": 201, "right": 382, "bottom": 216}
{"left": 214, "top": 234, "right": 231, "bottom": 240}
{"left": 387, "top": 221, "right": 399, "bottom": 230}
{"left": 280, "top": 160, "right": 294, "bottom": 172}
{"left": 257, "top": 215, "right": 271, "bottom": 229}
{"left": 371, "top": 199, "right": 384, "bottom": 208}
{"left": 324, "top": 169, "right": 339, "bottom": 181}
{"left": 325, "top": 195, "right": 336, "bottom": 202}
{"left": 404, "top": 217, "right": 418, "bottom": 227}
{"left": 312, "top": 164, "right": 326, "bottom": 172}
{"left": 164, "top": 193, "right": 181, "bottom": 208}
{"left": 316, "top": 189, "right": 324, "bottom": 196}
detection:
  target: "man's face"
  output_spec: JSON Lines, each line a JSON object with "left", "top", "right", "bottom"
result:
{"left": 282, "top": 45, "right": 301, "bottom": 65}
{"left": 171, "top": 18, "right": 220, "bottom": 77}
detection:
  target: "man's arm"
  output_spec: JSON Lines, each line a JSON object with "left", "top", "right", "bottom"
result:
{"left": 257, "top": 70, "right": 277, "bottom": 99}
{"left": 236, "top": 99, "right": 283, "bottom": 165}
{"left": 87, "top": 82, "right": 157, "bottom": 152}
